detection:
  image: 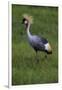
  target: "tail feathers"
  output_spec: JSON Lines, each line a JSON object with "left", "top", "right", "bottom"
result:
{"left": 45, "top": 50, "right": 52, "bottom": 54}
{"left": 45, "top": 43, "right": 52, "bottom": 54}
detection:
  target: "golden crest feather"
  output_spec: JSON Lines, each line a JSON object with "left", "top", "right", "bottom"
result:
{"left": 23, "top": 14, "right": 33, "bottom": 24}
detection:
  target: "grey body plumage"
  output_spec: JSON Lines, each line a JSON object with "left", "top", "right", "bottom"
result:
{"left": 28, "top": 35, "right": 48, "bottom": 52}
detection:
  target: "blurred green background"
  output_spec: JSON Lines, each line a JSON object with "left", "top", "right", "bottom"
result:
{"left": 12, "top": 4, "right": 58, "bottom": 85}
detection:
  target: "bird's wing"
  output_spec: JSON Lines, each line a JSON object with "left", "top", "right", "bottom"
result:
{"left": 33, "top": 35, "right": 48, "bottom": 44}
{"left": 30, "top": 35, "right": 48, "bottom": 51}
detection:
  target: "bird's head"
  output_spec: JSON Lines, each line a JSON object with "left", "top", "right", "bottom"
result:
{"left": 22, "top": 14, "right": 33, "bottom": 27}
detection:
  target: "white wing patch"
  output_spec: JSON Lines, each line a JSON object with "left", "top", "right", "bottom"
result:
{"left": 45, "top": 43, "right": 52, "bottom": 52}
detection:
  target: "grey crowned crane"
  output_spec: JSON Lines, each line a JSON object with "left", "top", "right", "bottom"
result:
{"left": 22, "top": 14, "right": 52, "bottom": 60}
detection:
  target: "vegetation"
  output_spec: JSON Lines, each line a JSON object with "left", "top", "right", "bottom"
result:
{"left": 12, "top": 4, "right": 58, "bottom": 85}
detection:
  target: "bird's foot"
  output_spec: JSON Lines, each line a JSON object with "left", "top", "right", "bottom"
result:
{"left": 35, "top": 57, "right": 39, "bottom": 64}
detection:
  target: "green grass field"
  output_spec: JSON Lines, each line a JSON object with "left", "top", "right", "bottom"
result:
{"left": 12, "top": 5, "right": 58, "bottom": 85}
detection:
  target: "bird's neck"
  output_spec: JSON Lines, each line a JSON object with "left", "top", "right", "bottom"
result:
{"left": 26, "top": 23, "right": 32, "bottom": 38}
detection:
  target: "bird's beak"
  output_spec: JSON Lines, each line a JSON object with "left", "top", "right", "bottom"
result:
{"left": 22, "top": 18, "right": 24, "bottom": 24}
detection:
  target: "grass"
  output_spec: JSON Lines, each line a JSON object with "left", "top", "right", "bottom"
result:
{"left": 12, "top": 4, "right": 58, "bottom": 85}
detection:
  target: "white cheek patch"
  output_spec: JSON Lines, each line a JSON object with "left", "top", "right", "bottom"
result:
{"left": 45, "top": 43, "right": 52, "bottom": 51}
{"left": 24, "top": 20, "right": 28, "bottom": 24}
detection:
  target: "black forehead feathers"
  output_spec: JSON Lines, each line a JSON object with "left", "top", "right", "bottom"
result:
{"left": 22, "top": 18, "right": 25, "bottom": 22}
{"left": 22, "top": 18, "right": 26, "bottom": 23}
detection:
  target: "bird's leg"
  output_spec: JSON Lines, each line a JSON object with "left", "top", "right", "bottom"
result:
{"left": 45, "top": 53, "right": 48, "bottom": 59}
{"left": 35, "top": 51, "right": 39, "bottom": 63}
